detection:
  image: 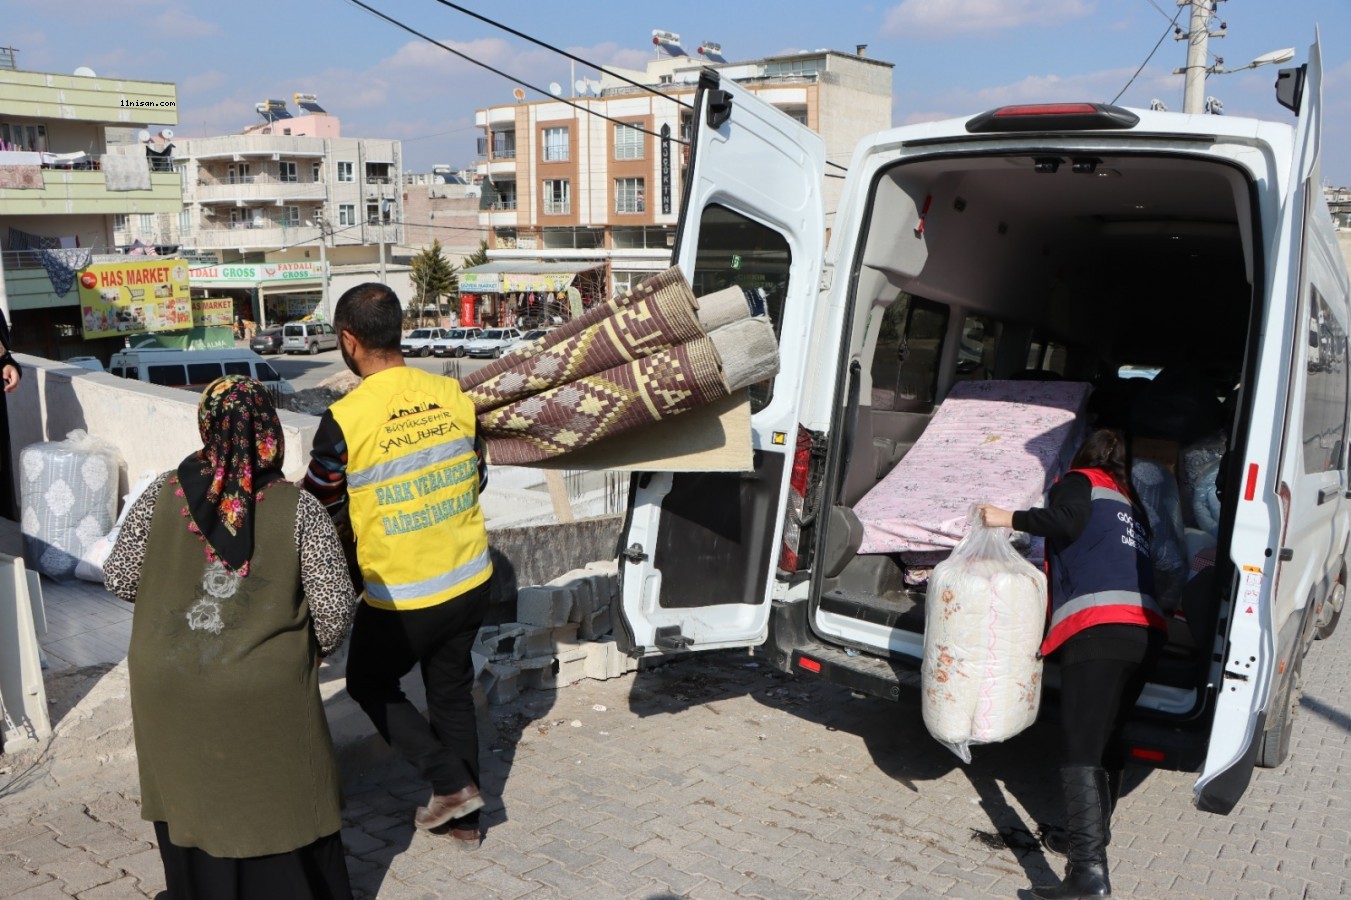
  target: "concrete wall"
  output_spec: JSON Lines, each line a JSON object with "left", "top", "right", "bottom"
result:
{"left": 6, "top": 355, "right": 319, "bottom": 504}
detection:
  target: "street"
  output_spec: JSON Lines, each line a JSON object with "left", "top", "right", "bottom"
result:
{"left": 264, "top": 347, "right": 492, "bottom": 393}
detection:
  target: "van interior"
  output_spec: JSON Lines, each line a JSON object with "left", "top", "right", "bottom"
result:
{"left": 813, "top": 152, "right": 1272, "bottom": 716}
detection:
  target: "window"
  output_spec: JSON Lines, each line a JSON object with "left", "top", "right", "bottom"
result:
{"left": 869, "top": 295, "right": 950, "bottom": 412}
{"left": 776, "top": 105, "right": 809, "bottom": 126}
{"left": 491, "top": 130, "right": 515, "bottom": 159}
{"left": 187, "top": 363, "right": 224, "bottom": 385}
{"left": 178, "top": 209, "right": 192, "bottom": 233}
{"left": 312, "top": 161, "right": 322, "bottom": 182}
{"left": 615, "top": 177, "right": 645, "bottom": 214}
{"left": 1302, "top": 287, "right": 1348, "bottom": 473}
{"left": 339, "top": 204, "right": 355, "bottom": 226}
{"left": 954, "top": 314, "right": 1004, "bottom": 383}
{"left": 337, "top": 161, "right": 354, "bottom": 183}
{"left": 365, "top": 163, "right": 392, "bottom": 184}
{"left": 764, "top": 58, "right": 823, "bottom": 77}
{"left": 147, "top": 365, "right": 187, "bottom": 387}
{"left": 139, "top": 214, "right": 153, "bottom": 231}
{"left": 614, "top": 123, "right": 643, "bottom": 160}
{"left": 279, "top": 161, "right": 298, "bottom": 183}
{"left": 543, "top": 127, "right": 569, "bottom": 162}
{"left": 228, "top": 163, "right": 251, "bottom": 184}
{"left": 223, "top": 362, "right": 251, "bottom": 377}
{"left": 542, "top": 180, "right": 570, "bottom": 215}
{"left": 283, "top": 206, "right": 300, "bottom": 227}
{"left": 113, "top": 214, "right": 128, "bottom": 232}
{"left": 690, "top": 204, "right": 792, "bottom": 412}
{"left": 256, "top": 363, "right": 280, "bottom": 382}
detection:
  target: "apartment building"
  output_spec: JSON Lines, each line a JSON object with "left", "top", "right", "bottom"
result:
{"left": 471, "top": 47, "right": 892, "bottom": 309}
{"left": 399, "top": 167, "right": 486, "bottom": 262}
{"left": 115, "top": 98, "right": 409, "bottom": 322}
{"left": 0, "top": 58, "right": 182, "bottom": 359}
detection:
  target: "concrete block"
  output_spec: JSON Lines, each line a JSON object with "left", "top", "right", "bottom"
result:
{"left": 478, "top": 624, "right": 526, "bottom": 660}
{"left": 510, "top": 654, "right": 556, "bottom": 691}
{"left": 579, "top": 604, "right": 613, "bottom": 641}
{"left": 582, "top": 640, "right": 626, "bottom": 681}
{"left": 548, "top": 647, "right": 590, "bottom": 689}
{"left": 520, "top": 622, "right": 579, "bottom": 658}
{"left": 516, "top": 586, "right": 574, "bottom": 627}
{"left": 484, "top": 663, "right": 520, "bottom": 705}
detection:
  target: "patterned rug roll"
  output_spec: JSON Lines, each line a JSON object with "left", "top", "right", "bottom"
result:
{"left": 461, "top": 267, "right": 697, "bottom": 402}
{"left": 477, "top": 337, "right": 731, "bottom": 465}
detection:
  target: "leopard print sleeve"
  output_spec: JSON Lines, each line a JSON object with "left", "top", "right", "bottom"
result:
{"left": 103, "top": 473, "right": 171, "bottom": 603}
{"left": 295, "top": 489, "right": 357, "bottom": 656}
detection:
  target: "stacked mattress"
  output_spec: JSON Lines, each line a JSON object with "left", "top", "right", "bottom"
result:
{"left": 856, "top": 380, "right": 1092, "bottom": 560}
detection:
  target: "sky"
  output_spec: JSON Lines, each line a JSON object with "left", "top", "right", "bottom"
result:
{"left": 8, "top": 0, "right": 1351, "bottom": 183}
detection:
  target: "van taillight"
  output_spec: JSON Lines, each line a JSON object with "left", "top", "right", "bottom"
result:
{"left": 966, "top": 102, "right": 1140, "bottom": 134}
{"left": 778, "top": 427, "right": 813, "bottom": 576}
{"left": 1130, "top": 747, "right": 1166, "bottom": 762}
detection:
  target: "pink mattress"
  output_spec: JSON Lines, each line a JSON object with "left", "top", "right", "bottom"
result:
{"left": 856, "top": 380, "right": 1092, "bottom": 559}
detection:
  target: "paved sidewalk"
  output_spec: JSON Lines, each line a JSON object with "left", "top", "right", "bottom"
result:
{"left": 2, "top": 621, "right": 1350, "bottom": 899}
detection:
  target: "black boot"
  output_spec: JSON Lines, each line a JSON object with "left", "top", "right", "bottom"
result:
{"left": 1032, "top": 766, "right": 1112, "bottom": 899}
{"left": 1043, "top": 767, "right": 1120, "bottom": 857}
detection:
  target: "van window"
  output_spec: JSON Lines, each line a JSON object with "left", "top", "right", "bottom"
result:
{"left": 256, "top": 363, "right": 280, "bottom": 383}
{"left": 223, "top": 362, "right": 252, "bottom": 377}
{"left": 110, "top": 367, "right": 126, "bottom": 379}
{"left": 1302, "top": 288, "right": 1348, "bottom": 474}
{"left": 954, "top": 314, "right": 1003, "bottom": 383}
{"left": 284, "top": 324, "right": 304, "bottom": 336}
{"left": 871, "top": 294, "right": 949, "bottom": 412}
{"left": 188, "top": 363, "right": 224, "bottom": 385}
{"left": 689, "top": 204, "right": 791, "bottom": 412}
{"left": 147, "top": 365, "right": 187, "bottom": 386}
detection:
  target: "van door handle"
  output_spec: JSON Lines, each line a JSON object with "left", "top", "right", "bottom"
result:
{"left": 1318, "top": 485, "right": 1339, "bottom": 506}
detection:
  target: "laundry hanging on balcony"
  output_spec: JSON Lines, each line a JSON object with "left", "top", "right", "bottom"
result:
{"left": 460, "top": 266, "right": 779, "bottom": 469}
{"left": 100, "top": 154, "right": 151, "bottom": 191}
{"left": 37, "top": 248, "right": 93, "bottom": 298}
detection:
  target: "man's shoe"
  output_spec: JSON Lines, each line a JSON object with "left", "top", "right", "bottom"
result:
{"left": 448, "top": 826, "right": 481, "bottom": 850}
{"left": 413, "top": 785, "right": 484, "bottom": 831}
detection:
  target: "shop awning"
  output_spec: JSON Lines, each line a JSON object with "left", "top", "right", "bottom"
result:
{"left": 458, "top": 261, "right": 603, "bottom": 294}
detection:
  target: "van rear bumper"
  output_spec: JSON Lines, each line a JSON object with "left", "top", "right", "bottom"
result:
{"left": 762, "top": 596, "right": 918, "bottom": 701}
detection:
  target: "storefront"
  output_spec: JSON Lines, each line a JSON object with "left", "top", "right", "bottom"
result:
{"left": 187, "top": 261, "right": 327, "bottom": 330}
{"left": 456, "top": 261, "right": 605, "bottom": 329}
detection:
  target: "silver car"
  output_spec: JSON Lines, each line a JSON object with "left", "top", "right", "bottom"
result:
{"left": 281, "top": 321, "right": 339, "bottom": 355}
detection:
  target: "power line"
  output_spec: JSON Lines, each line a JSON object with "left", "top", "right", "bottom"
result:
{"left": 1112, "top": 4, "right": 1185, "bottom": 104}
{"left": 340, "top": 0, "right": 684, "bottom": 144}
{"left": 427, "top": 0, "right": 693, "bottom": 111}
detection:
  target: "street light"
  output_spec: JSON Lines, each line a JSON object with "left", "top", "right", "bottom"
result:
{"left": 1213, "top": 47, "right": 1296, "bottom": 75}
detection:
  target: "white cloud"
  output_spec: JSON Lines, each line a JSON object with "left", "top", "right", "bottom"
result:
{"left": 883, "top": 0, "right": 1095, "bottom": 38}
{"left": 180, "top": 70, "right": 228, "bottom": 96}
{"left": 152, "top": 6, "right": 221, "bottom": 39}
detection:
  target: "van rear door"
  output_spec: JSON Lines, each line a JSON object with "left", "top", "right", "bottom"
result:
{"left": 1195, "top": 36, "right": 1324, "bottom": 815}
{"left": 615, "top": 72, "right": 826, "bottom": 654}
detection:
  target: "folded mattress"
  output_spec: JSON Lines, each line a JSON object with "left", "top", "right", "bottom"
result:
{"left": 856, "top": 379, "right": 1092, "bottom": 558}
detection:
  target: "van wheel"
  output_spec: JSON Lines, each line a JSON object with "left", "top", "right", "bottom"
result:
{"left": 1256, "top": 653, "right": 1303, "bottom": 768}
{"left": 308, "top": 343, "right": 319, "bottom": 355}
{"left": 1315, "top": 582, "right": 1344, "bottom": 640}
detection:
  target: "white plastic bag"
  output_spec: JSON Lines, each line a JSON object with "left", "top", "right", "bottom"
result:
{"left": 921, "top": 508, "right": 1046, "bottom": 763}
{"left": 74, "top": 470, "right": 158, "bottom": 584}
{"left": 20, "top": 430, "right": 122, "bottom": 582}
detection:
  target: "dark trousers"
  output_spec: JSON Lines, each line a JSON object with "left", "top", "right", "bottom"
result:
{"left": 345, "top": 582, "right": 489, "bottom": 807}
{"left": 1057, "top": 628, "right": 1163, "bottom": 770}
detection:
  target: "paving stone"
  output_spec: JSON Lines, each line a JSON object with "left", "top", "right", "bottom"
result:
{"left": 71, "top": 875, "right": 147, "bottom": 899}
{"left": 37, "top": 849, "right": 121, "bottom": 894}
{"left": 0, "top": 857, "right": 50, "bottom": 897}
{"left": 111, "top": 847, "right": 165, "bottom": 896}
{"left": 6, "top": 832, "right": 81, "bottom": 866}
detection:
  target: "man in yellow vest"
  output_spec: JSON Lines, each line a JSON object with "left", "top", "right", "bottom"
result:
{"left": 305, "top": 283, "right": 493, "bottom": 848}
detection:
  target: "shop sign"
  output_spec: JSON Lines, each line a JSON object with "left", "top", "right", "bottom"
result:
{"left": 189, "top": 261, "right": 323, "bottom": 283}
{"left": 459, "top": 272, "right": 501, "bottom": 293}
{"left": 503, "top": 272, "right": 575, "bottom": 293}
{"left": 191, "top": 296, "right": 235, "bottom": 328}
{"left": 78, "top": 259, "right": 191, "bottom": 339}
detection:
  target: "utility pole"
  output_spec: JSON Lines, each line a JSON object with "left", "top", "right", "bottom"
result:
{"left": 316, "top": 214, "right": 331, "bottom": 321}
{"left": 1176, "top": 0, "right": 1226, "bottom": 113}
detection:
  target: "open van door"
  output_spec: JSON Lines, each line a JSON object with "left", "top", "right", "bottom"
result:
{"left": 1195, "top": 36, "right": 1323, "bottom": 815}
{"left": 615, "top": 72, "right": 827, "bottom": 654}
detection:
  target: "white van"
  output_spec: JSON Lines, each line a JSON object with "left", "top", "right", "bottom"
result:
{"left": 108, "top": 348, "right": 292, "bottom": 394}
{"left": 613, "top": 40, "right": 1347, "bottom": 816}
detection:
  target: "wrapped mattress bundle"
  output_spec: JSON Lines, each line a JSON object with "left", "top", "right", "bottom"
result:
{"left": 922, "top": 512, "right": 1046, "bottom": 763}
{"left": 20, "top": 430, "right": 122, "bottom": 582}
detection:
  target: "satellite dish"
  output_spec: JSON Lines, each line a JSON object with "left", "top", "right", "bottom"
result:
{"left": 136, "top": 129, "right": 151, "bottom": 143}
{"left": 548, "top": 82, "right": 562, "bottom": 97}
{"left": 159, "top": 128, "right": 174, "bottom": 140}
{"left": 589, "top": 82, "right": 602, "bottom": 98}
{"left": 512, "top": 87, "right": 526, "bottom": 101}
{"left": 73, "top": 66, "right": 97, "bottom": 77}
{"left": 574, "top": 79, "right": 587, "bottom": 96}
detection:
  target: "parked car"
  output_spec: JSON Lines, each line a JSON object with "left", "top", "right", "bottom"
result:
{"left": 282, "top": 321, "right": 339, "bottom": 355}
{"left": 518, "top": 329, "right": 551, "bottom": 344}
{"left": 64, "top": 356, "right": 105, "bottom": 372}
{"left": 250, "top": 326, "right": 284, "bottom": 355}
{"left": 108, "top": 348, "right": 292, "bottom": 394}
{"left": 463, "top": 328, "right": 523, "bottom": 359}
{"left": 431, "top": 327, "right": 484, "bottom": 358}
{"left": 401, "top": 327, "right": 447, "bottom": 357}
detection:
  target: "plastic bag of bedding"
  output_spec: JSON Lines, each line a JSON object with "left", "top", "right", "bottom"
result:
{"left": 20, "top": 430, "right": 122, "bottom": 582}
{"left": 921, "top": 508, "right": 1045, "bottom": 763}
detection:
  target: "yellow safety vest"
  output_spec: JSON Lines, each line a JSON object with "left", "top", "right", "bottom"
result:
{"left": 329, "top": 366, "right": 492, "bottom": 610}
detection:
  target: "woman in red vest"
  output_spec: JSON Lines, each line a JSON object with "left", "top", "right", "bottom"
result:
{"left": 979, "top": 428, "right": 1167, "bottom": 900}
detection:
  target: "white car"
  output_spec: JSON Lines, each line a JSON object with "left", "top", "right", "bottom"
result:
{"left": 463, "top": 328, "right": 523, "bottom": 359}
{"left": 400, "top": 327, "right": 447, "bottom": 357}
{"left": 432, "top": 327, "right": 484, "bottom": 358}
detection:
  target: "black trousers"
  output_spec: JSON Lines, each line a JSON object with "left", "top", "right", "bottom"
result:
{"left": 155, "top": 822, "right": 351, "bottom": 900}
{"left": 345, "top": 582, "right": 489, "bottom": 806}
{"left": 1056, "top": 626, "right": 1164, "bottom": 770}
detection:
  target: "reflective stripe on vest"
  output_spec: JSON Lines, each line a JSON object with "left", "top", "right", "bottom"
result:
{"left": 330, "top": 367, "right": 492, "bottom": 610}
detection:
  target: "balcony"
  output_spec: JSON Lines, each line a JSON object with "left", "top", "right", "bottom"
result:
{"left": 0, "top": 169, "right": 182, "bottom": 215}
{"left": 194, "top": 178, "right": 326, "bottom": 205}
{"left": 187, "top": 224, "right": 323, "bottom": 250}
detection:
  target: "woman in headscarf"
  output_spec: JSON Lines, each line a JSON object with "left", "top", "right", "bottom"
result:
{"left": 105, "top": 376, "right": 357, "bottom": 900}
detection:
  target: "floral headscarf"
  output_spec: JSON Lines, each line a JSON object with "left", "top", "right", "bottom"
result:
{"left": 175, "top": 376, "right": 285, "bottom": 575}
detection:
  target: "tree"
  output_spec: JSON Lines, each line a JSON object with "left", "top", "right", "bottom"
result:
{"left": 411, "top": 240, "right": 456, "bottom": 312}
{"left": 460, "top": 239, "right": 489, "bottom": 270}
